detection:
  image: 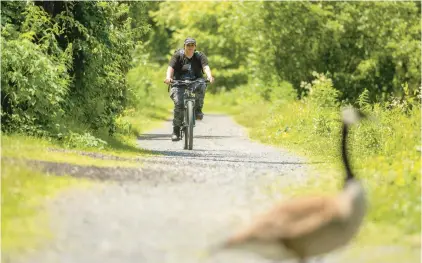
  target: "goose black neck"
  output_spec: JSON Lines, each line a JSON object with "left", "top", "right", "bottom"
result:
{"left": 342, "top": 123, "right": 354, "bottom": 184}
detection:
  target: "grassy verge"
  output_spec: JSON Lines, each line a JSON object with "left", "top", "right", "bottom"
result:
{"left": 1, "top": 63, "right": 172, "bottom": 256}
{"left": 2, "top": 60, "right": 172, "bottom": 165}
{"left": 1, "top": 95, "right": 172, "bottom": 168}
{"left": 205, "top": 82, "right": 421, "bottom": 251}
{"left": 1, "top": 160, "right": 92, "bottom": 257}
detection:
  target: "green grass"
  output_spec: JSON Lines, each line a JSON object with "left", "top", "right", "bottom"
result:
{"left": 0, "top": 104, "right": 172, "bottom": 257}
{"left": 1, "top": 160, "right": 93, "bottom": 257}
{"left": 0, "top": 62, "right": 173, "bottom": 257}
{"left": 2, "top": 134, "right": 150, "bottom": 167}
{"left": 206, "top": 84, "right": 421, "bottom": 250}
{"left": 52, "top": 100, "right": 172, "bottom": 158}
{"left": 0, "top": 128, "right": 160, "bottom": 258}
{"left": 2, "top": 60, "right": 173, "bottom": 167}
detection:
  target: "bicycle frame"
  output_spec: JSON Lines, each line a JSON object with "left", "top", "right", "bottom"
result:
{"left": 170, "top": 79, "right": 207, "bottom": 149}
{"left": 183, "top": 88, "right": 196, "bottom": 127}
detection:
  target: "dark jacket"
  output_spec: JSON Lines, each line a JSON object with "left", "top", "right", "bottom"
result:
{"left": 169, "top": 49, "right": 209, "bottom": 80}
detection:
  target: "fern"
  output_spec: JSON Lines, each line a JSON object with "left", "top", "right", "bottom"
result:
{"left": 357, "top": 89, "right": 371, "bottom": 111}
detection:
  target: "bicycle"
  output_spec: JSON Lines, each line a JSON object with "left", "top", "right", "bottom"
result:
{"left": 170, "top": 78, "right": 208, "bottom": 150}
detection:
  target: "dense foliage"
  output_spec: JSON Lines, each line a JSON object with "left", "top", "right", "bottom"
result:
{"left": 149, "top": 2, "right": 420, "bottom": 102}
{"left": 1, "top": 1, "right": 150, "bottom": 136}
{"left": 2, "top": 1, "right": 420, "bottom": 137}
{"left": 206, "top": 72, "right": 421, "bottom": 235}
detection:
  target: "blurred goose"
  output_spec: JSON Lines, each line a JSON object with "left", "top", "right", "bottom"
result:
{"left": 218, "top": 107, "right": 367, "bottom": 263}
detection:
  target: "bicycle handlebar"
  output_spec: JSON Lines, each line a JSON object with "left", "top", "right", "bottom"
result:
{"left": 170, "top": 79, "right": 209, "bottom": 85}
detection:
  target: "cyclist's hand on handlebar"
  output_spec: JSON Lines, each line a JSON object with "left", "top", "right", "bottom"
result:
{"left": 207, "top": 76, "right": 215, "bottom": 84}
{"left": 164, "top": 77, "right": 173, "bottom": 85}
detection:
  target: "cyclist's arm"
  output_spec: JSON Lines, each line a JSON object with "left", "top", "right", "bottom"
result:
{"left": 164, "top": 66, "right": 174, "bottom": 84}
{"left": 165, "top": 51, "right": 181, "bottom": 84}
{"left": 203, "top": 65, "right": 214, "bottom": 83}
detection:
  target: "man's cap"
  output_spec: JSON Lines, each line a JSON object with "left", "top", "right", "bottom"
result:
{"left": 184, "top": 37, "right": 196, "bottom": 45}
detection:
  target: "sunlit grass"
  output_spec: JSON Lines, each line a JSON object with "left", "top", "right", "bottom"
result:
{"left": 207, "top": 85, "right": 421, "bottom": 250}
{"left": 1, "top": 160, "right": 93, "bottom": 257}
{"left": 1, "top": 70, "right": 173, "bottom": 167}
{"left": 0, "top": 102, "right": 171, "bottom": 257}
{"left": 2, "top": 134, "right": 149, "bottom": 168}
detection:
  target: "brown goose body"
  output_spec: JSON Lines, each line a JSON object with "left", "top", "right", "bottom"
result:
{"left": 220, "top": 108, "right": 367, "bottom": 262}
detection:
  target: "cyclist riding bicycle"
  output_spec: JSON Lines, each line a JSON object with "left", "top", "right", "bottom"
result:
{"left": 164, "top": 37, "right": 215, "bottom": 141}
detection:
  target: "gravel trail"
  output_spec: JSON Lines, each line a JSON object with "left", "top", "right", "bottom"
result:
{"left": 9, "top": 113, "right": 411, "bottom": 263}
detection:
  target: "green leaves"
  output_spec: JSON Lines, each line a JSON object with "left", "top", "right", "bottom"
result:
{"left": 1, "top": 36, "right": 69, "bottom": 134}
{"left": 357, "top": 89, "right": 371, "bottom": 111}
{"left": 2, "top": 0, "right": 420, "bottom": 143}
{"left": 63, "top": 131, "right": 108, "bottom": 149}
{"left": 166, "top": 1, "right": 420, "bottom": 104}
{"left": 302, "top": 72, "right": 340, "bottom": 108}
{"left": 2, "top": 1, "right": 152, "bottom": 137}
{"left": 149, "top": 2, "right": 253, "bottom": 92}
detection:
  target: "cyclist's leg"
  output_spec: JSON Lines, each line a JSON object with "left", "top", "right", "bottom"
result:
{"left": 195, "top": 82, "right": 206, "bottom": 120}
{"left": 170, "top": 86, "right": 185, "bottom": 140}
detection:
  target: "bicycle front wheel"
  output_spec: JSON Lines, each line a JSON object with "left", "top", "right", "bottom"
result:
{"left": 187, "top": 100, "right": 194, "bottom": 150}
{"left": 183, "top": 110, "right": 188, "bottom": 150}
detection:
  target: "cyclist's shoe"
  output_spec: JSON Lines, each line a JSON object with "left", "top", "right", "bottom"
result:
{"left": 196, "top": 110, "right": 204, "bottom": 120}
{"left": 171, "top": 126, "right": 180, "bottom": 141}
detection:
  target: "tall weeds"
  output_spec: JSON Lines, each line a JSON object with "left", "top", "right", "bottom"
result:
{"left": 206, "top": 74, "right": 421, "bottom": 236}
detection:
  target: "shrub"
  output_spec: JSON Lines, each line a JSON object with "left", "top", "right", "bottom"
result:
{"left": 1, "top": 36, "right": 69, "bottom": 134}
{"left": 301, "top": 72, "right": 340, "bottom": 109}
{"left": 63, "top": 131, "right": 108, "bottom": 149}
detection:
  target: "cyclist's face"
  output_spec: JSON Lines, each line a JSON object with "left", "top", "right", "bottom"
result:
{"left": 185, "top": 43, "right": 196, "bottom": 53}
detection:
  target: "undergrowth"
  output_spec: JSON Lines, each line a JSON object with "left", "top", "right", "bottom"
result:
{"left": 206, "top": 74, "right": 421, "bottom": 244}
{"left": 1, "top": 61, "right": 171, "bottom": 257}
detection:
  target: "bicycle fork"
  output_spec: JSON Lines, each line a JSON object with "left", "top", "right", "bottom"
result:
{"left": 180, "top": 99, "right": 196, "bottom": 137}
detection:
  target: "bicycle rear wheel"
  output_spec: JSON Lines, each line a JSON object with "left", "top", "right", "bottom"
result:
{"left": 187, "top": 101, "right": 194, "bottom": 150}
